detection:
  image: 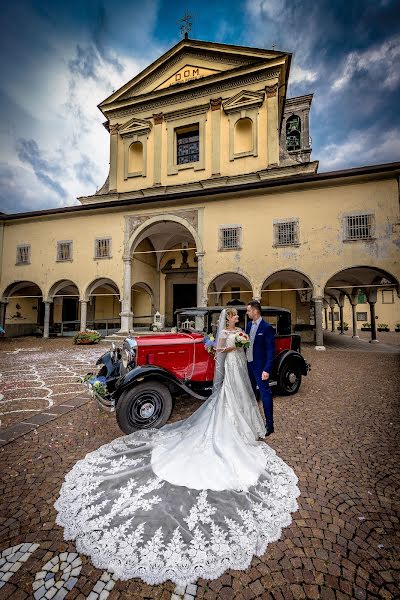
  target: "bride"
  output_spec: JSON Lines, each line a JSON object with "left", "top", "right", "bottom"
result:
{"left": 54, "top": 308, "right": 300, "bottom": 586}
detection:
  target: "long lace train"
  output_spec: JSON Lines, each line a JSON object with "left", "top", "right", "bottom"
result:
{"left": 55, "top": 329, "right": 300, "bottom": 585}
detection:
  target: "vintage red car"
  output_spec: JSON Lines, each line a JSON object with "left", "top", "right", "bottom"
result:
{"left": 88, "top": 306, "right": 310, "bottom": 434}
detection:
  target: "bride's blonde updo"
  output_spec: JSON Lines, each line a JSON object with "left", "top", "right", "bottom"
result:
{"left": 225, "top": 307, "right": 238, "bottom": 325}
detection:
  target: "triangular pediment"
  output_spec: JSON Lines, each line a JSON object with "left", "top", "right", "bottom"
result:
{"left": 118, "top": 117, "right": 152, "bottom": 136}
{"left": 223, "top": 89, "right": 265, "bottom": 113}
{"left": 99, "top": 38, "right": 289, "bottom": 111}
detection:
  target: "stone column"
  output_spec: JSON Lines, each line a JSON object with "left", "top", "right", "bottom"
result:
{"left": 43, "top": 300, "right": 52, "bottom": 338}
{"left": 118, "top": 257, "right": 133, "bottom": 334}
{"left": 0, "top": 301, "right": 8, "bottom": 333}
{"left": 266, "top": 83, "right": 279, "bottom": 166}
{"left": 367, "top": 288, "right": 378, "bottom": 343}
{"left": 338, "top": 294, "right": 345, "bottom": 335}
{"left": 109, "top": 123, "right": 120, "bottom": 192}
{"left": 312, "top": 297, "right": 325, "bottom": 350}
{"left": 328, "top": 299, "right": 336, "bottom": 332}
{"left": 349, "top": 293, "right": 359, "bottom": 339}
{"left": 369, "top": 301, "right": 378, "bottom": 343}
{"left": 196, "top": 251, "right": 206, "bottom": 306}
{"left": 210, "top": 99, "right": 222, "bottom": 176}
{"left": 323, "top": 299, "right": 329, "bottom": 330}
{"left": 153, "top": 113, "right": 163, "bottom": 186}
{"left": 80, "top": 300, "right": 88, "bottom": 332}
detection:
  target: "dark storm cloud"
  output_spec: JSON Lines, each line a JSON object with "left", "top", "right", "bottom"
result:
{"left": 16, "top": 139, "right": 67, "bottom": 199}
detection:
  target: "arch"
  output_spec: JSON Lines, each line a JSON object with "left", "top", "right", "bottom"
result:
{"left": 234, "top": 117, "right": 253, "bottom": 154}
{"left": 83, "top": 278, "right": 121, "bottom": 302}
{"left": 286, "top": 114, "right": 301, "bottom": 151}
{"left": 128, "top": 214, "right": 203, "bottom": 256}
{"left": 47, "top": 279, "right": 80, "bottom": 300}
{"left": 260, "top": 269, "right": 316, "bottom": 296}
{"left": 1, "top": 280, "right": 44, "bottom": 301}
{"left": 128, "top": 140, "right": 144, "bottom": 173}
{"left": 206, "top": 271, "right": 254, "bottom": 307}
{"left": 323, "top": 265, "right": 400, "bottom": 297}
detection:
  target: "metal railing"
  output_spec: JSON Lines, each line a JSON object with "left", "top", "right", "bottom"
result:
{"left": 52, "top": 318, "right": 121, "bottom": 337}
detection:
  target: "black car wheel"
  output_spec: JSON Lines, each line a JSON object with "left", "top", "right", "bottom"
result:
{"left": 277, "top": 362, "right": 302, "bottom": 395}
{"left": 116, "top": 381, "right": 173, "bottom": 433}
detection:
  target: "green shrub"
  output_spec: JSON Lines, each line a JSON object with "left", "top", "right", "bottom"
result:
{"left": 73, "top": 329, "right": 101, "bottom": 344}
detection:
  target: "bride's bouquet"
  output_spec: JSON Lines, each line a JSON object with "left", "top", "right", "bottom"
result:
{"left": 235, "top": 331, "right": 250, "bottom": 349}
{"left": 203, "top": 334, "right": 216, "bottom": 358}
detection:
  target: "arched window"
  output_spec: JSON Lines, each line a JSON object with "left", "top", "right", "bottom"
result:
{"left": 234, "top": 117, "right": 253, "bottom": 154}
{"left": 286, "top": 115, "right": 301, "bottom": 151}
{"left": 128, "top": 141, "right": 143, "bottom": 173}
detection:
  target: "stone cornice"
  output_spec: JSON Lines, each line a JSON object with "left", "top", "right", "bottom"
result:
{"left": 107, "top": 69, "right": 281, "bottom": 119}
{"left": 5, "top": 162, "right": 400, "bottom": 223}
{"left": 163, "top": 103, "right": 210, "bottom": 122}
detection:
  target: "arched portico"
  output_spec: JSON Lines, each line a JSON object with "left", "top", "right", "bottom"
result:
{"left": 260, "top": 269, "right": 324, "bottom": 349}
{"left": 206, "top": 272, "right": 254, "bottom": 307}
{"left": 1, "top": 281, "right": 44, "bottom": 337}
{"left": 82, "top": 278, "right": 121, "bottom": 334}
{"left": 324, "top": 266, "right": 400, "bottom": 342}
{"left": 46, "top": 280, "right": 80, "bottom": 338}
{"left": 118, "top": 215, "right": 204, "bottom": 332}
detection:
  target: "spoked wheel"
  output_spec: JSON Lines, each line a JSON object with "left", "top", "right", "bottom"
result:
{"left": 116, "top": 381, "right": 172, "bottom": 433}
{"left": 277, "top": 362, "right": 302, "bottom": 395}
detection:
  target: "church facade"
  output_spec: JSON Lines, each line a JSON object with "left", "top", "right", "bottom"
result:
{"left": 1, "top": 37, "right": 399, "bottom": 347}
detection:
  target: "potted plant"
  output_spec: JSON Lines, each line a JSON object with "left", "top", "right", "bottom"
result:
{"left": 361, "top": 322, "right": 371, "bottom": 331}
{"left": 73, "top": 329, "right": 101, "bottom": 345}
{"left": 377, "top": 323, "right": 390, "bottom": 332}
{"left": 337, "top": 321, "right": 349, "bottom": 331}
{"left": 395, "top": 322, "right": 400, "bottom": 332}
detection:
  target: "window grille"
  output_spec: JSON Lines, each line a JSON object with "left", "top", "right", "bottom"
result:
{"left": 274, "top": 221, "right": 298, "bottom": 246}
{"left": 220, "top": 226, "right": 241, "bottom": 250}
{"left": 95, "top": 238, "right": 111, "bottom": 259}
{"left": 346, "top": 214, "right": 373, "bottom": 240}
{"left": 57, "top": 241, "right": 72, "bottom": 261}
{"left": 16, "top": 245, "right": 30, "bottom": 264}
{"left": 356, "top": 312, "right": 368, "bottom": 321}
{"left": 177, "top": 127, "right": 199, "bottom": 164}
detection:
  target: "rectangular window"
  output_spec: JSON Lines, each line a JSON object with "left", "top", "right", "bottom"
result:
{"left": 176, "top": 125, "right": 199, "bottom": 165}
{"left": 57, "top": 241, "right": 73, "bottom": 261}
{"left": 219, "top": 226, "right": 242, "bottom": 250}
{"left": 329, "top": 312, "right": 340, "bottom": 321}
{"left": 345, "top": 214, "right": 373, "bottom": 240}
{"left": 16, "top": 244, "right": 31, "bottom": 265}
{"left": 357, "top": 312, "right": 368, "bottom": 321}
{"left": 95, "top": 238, "right": 112, "bottom": 259}
{"left": 273, "top": 220, "right": 299, "bottom": 246}
{"left": 382, "top": 289, "right": 394, "bottom": 304}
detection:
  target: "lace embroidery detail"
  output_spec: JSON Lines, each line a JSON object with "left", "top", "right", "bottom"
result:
{"left": 55, "top": 439, "right": 300, "bottom": 586}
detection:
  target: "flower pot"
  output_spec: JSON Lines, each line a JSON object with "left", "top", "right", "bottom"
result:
{"left": 361, "top": 327, "right": 371, "bottom": 331}
{"left": 395, "top": 328, "right": 400, "bottom": 332}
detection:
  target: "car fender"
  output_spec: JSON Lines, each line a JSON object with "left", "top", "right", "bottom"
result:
{"left": 114, "top": 365, "right": 209, "bottom": 400}
{"left": 272, "top": 349, "right": 310, "bottom": 377}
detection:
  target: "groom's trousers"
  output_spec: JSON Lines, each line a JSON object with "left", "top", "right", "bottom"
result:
{"left": 247, "top": 362, "right": 274, "bottom": 429}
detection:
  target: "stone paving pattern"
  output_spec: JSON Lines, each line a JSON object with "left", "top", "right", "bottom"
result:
{"left": 0, "top": 336, "right": 399, "bottom": 599}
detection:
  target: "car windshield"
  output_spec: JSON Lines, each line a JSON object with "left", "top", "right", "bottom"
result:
{"left": 177, "top": 312, "right": 207, "bottom": 333}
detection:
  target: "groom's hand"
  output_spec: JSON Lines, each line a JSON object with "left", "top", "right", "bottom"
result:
{"left": 261, "top": 371, "right": 269, "bottom": 381}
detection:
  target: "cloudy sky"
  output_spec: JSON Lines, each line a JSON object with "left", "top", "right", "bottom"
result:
{"left": 1, "top": 0, "right": 399, "bottom": 214}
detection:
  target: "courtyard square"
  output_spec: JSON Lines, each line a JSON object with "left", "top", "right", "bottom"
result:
{"left": 0, "top": 336, "right": 399, "bottom": 600}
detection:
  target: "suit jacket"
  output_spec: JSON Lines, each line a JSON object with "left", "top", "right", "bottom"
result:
{"left": 246, "top": 318, "right": 275, "bottom": 375}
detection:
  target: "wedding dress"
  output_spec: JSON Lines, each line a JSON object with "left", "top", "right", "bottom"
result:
{"left": 54, "top": 315, "right": 300, "bottom": 586}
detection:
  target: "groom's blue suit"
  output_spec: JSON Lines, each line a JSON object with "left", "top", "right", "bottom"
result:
{"left": 246, "top": 318, "right": 275, "bottom": 430}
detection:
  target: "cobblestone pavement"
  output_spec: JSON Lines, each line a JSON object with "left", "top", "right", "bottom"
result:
{"left": 0, "top": 337, "right": 399, "bottom": 599}
{"left": 322, "top": 332, "right": 400, "bottom": 354}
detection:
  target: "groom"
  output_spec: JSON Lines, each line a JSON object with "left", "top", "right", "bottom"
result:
{"left": 246, "top": 301, "right": 275, "bottom": 436}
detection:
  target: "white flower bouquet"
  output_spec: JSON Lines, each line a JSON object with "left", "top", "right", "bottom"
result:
{"left": 234, "top": 331, "right": 250, "bottom": 349}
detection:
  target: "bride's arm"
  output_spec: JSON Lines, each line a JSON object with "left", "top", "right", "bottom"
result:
{"left": 217, "top": 330, "right": 236, "bottom": 353}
